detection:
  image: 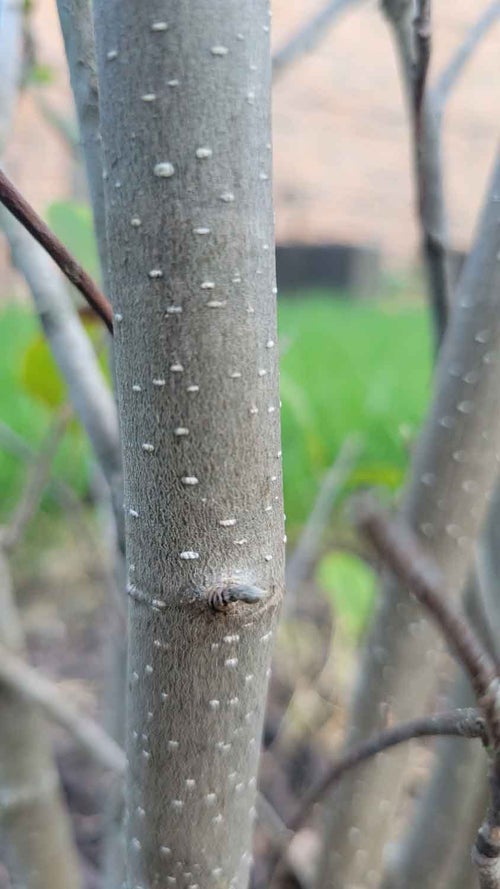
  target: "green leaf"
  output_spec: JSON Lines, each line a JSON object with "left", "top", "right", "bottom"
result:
{"left": 19, "top": 325, "right": 110, "bottom": 409}
{"left": 20, "top": 334, "right": 66, "bottom": 408}
{"left": 317, "top": 550, "right": 376, "bottom": 639}
{"left": 46, "top": 200, "right": 100, "bottom": 281}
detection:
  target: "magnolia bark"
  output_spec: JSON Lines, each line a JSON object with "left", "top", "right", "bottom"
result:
{"left": 93, "top": 2, "right": 284, "bottom": 886}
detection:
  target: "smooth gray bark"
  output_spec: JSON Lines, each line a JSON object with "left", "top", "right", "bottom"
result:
{"left": 93, "top": 2, "right": 284, "bottom": 887}
{"left": 53, "top": 6, "right": 128, "bottom": 883}
{"left": 382, "top": 0, "right": 450, "bottom": 346}
{"left": 56, "top": 0, "right": 108, "bottom": 279}
{"left": 318, "top": 150, "right": 500, "bottom": 889}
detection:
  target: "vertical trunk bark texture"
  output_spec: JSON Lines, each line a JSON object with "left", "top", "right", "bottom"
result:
{"left": 93, "top": 3, "right": 284, "bottom": 887}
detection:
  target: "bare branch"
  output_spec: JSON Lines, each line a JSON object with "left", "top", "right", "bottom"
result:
{"left": 0, "top": 641, "right": 125, "bottom": 774}
{"left": 256, "top": 792, "right": 292, "bottom": 843}
{"left": 3, "top": 410, "right": 70, "bottom": 551}
{"left": 56, "top": 0, "right": 108, "bottom": 277}
{"left": 272, "top": 0, "right": 364, "bottom": 79}
{"left": 432, "top": 1, "right": 500, "bottom": 113}
{"left": 0, "top": 168, "right": 113, "bottom": 332}
{"left": 382, "top": 0, "right": 449, "bottom": 347}
{"left": 265, "top": 708, "right": 486, "bottom": 888}
{"left": 473, "top": 825, "right": 500, "bottom": 889}
{"left": 356, "top": 501, "right": 499, "bottom": 731}
{"left": 292, "top": 709, "right": 485, "bottom": 834}
{"left": 0, "top": 420, "right": 95, "bottom": 527}
{"left": 1, "top": 211, "right": 123, "bottom": 548}
{"left": 413, "top": 0, "right": 432, "bottom": 123}
{"left": 285, "top": 435, "right": 362, "bottom": 604}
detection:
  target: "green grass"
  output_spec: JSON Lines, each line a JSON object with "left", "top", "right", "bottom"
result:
{"left": 278, "top": 293, "right": 432, "bottom": 535}
{"left": 0, "top": 292, "right": 432, "bottom": 535}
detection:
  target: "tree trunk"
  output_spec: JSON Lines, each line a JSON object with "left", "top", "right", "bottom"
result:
{"left": 317, "top": 149, "right": 500, "bottom": 889}
{"left": 93, "top": 2, "right": 284, "bottom": 886}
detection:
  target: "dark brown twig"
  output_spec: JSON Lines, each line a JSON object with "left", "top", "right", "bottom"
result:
{"left": 0, "top": 168, "right": 113, "bottom": 333}
{"left": 264, "top": 708, "right": 486, "bottom": 888}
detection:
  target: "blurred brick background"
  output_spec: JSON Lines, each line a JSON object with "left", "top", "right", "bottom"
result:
{"left": 2, "top": 0, "right": 499, "bottom": 274}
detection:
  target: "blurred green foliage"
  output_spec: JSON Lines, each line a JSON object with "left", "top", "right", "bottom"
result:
{"left": 25, "top": 63, "right": 55, "bottom": 86}
{"left": 0, "top": 305, "right": 91, "bottom": 518}
{"left": 21, "top": 334, "right": 67, "bottom": 408}
{"left": 47, "top": 201, "right": 100, "bottom": 282}
{"left": 316, "top": 550, "right": 377, "bottom": 639}
{"left": 279, "top": 296, "right": 432, "bottom": 538}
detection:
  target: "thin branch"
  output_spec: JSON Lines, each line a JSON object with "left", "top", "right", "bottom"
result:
{"left": 413, "top": 0, "right": 432, "bottom": 122}
{"left": 291, "top": 709, "right": 485, "bottom": 835}
{"left": 56, "top": 0, "right": 109, "bottom": 278}
{"left": 285, "top": 435, "right": 362, "bottom": 604}
{"left": 411, "top": 0, "right": 448, "bottom": 350}
{"left": 382, "top": 0, "right": 449, "bottom": 348}
{"left": 265, "top": 708, "right": 486, "bottom": 888}
{"left": 2, "top": 211, "right": 124, "bottom": 551}
{"left": 432, "top": 1, "right": 500, "bottom": 114}
{"left": 356, "top": 502, "right": 500, "bottom": 744}
{"left": 0, "top": 168, "right": 113, "bottom": 332}
{"left": 3, "top": 410, "right": 70, "bottom": 551}
{"left": 272, "top": 0, "right": 364, "bottom": 79}
{"left": 256, "top": 792, "right": 292, "bottom": 842}
{"left": 0, "top": 641, "right": 125, "bottom": 774}
{"left": 0, "top": 420, "right": 98, "bottom": 534}
{"left": 473, "top": 824, "right": 500, "bottom": 889}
